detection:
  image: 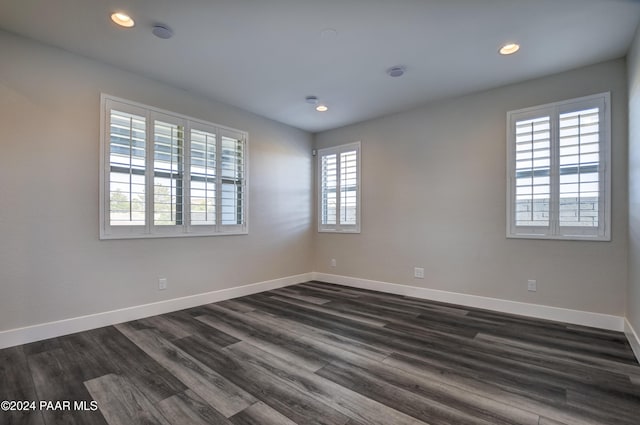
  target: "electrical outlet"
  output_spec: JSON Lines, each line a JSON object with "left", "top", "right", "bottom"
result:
{"left": 330, "top": 258, "right": 337, "bottom": 267}
{"left": 158, "top": 277, "right": 168, "bottom": 291}
{"left": 527, "top": 279, "right": 537, "bottom": 292}
{"left": 414, "top": 267, "right": 425, "bottom": 279}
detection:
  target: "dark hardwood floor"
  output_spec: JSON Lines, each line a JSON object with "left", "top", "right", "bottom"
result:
{"left": 1, "top": 281, "right": 639, "bottom": 425}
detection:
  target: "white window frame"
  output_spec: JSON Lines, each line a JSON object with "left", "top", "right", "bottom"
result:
{"left": 506, "top": 92, "right": 611, "bottom": 241}
{"left": 100, "top": 94, "right": 249, "bottom": 239}
{"left": 317, "top": 141, "right": 361, "bottom": 233}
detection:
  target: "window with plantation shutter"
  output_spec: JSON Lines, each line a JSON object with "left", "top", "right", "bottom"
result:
{"left": 507, "top": 93, "right": 610, "bottom": 240}
{"left": 318, "top": 142, "right": 361, "bottom": 233}
{"left": 100, "top": 95, "right": 248, "bottom": 239}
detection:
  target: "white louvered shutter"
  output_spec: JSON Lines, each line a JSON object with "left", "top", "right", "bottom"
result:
{"left": 513, "top": 116, "right": 551, "bottom": 230}
{"left": 189, "top": 127, "right": 217, "bottom": 226}
{"left": 153, "top": 117, "right": 185, "bottom": 228}
{"left": 321, "top": 153, "right": 337, "bottom": 226}
{"left": 108, "top": 107, "right": 146, "bottom": 227}
{"left": 220, "top": 130, "right": 246, "bottom": 230}
{"left": 558, "top": 107, "right": 601, "bottom": 229}
{"left": 340, "top": 150, "right": 358, "bottom": 225}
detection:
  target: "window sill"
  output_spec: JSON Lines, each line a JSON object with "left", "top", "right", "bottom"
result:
{"left": 100, "top": 230, "right": 248, "bottom": 240}
{"left": 318, "top": 229, "right": 361, "bottom": 234}
{"left": 506, "top": 233, "right": 610, "bottom": 242}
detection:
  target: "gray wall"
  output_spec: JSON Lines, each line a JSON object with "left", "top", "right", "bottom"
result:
{"left": 628, "top": 27, "right": 640, "bottom": 332}
{"left": 314, "top": 59, "right": 628, "bottom": 316}
{"left": 0, "top": 30, "right": 313, "bottom": 331}
{"left": 0, "top": 28, "right": 632, "bottom": 334}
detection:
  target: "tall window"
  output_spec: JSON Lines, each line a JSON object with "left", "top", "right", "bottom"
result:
{"left": 318, "top": 142, "right": 361, "bottom": 233}
{"left": 101, "top": 95, "right": 248, "bottom": 239}
{"left": 507, "top": 93, "right": 610, "bottom": 240}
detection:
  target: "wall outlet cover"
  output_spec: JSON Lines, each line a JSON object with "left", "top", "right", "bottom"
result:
{"left": 158, "top": 277, "right": 168, "bottom": 290}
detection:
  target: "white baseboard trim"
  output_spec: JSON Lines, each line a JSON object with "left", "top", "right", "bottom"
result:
{"left": 311, "top": 272, "right": 624, "bottom": 332}
{"left": 0, "top": 272, "right": 311, "bottom": 350}
{"left": 624, "top": 319, "right": 640, "bottom": 363}
{"left": 2, "top": 271, "right": 631, "bottom": 352}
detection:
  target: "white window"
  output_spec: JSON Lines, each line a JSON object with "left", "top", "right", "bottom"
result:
{"left": 318, "top": 142, "right": 361, "bottom": 233}
{"left": 507, "top": 93, "right": 610, "bottom": 240}
{"left": 100, "top": 95, "right": 248, "bottom": 239}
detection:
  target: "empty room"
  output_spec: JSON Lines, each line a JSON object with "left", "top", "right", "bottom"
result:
{"left": 2, "top": 0, "right": 640, "bottom": 424}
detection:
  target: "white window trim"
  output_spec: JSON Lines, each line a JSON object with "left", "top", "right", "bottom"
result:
{"left": 317, "top": 141, "right": 361, "bottom": 233}
{"left": 100, "top": 94, "right": 249, "bottom": 239}
{"left": 506, "top": 92, "right": 611, "bottom": 241}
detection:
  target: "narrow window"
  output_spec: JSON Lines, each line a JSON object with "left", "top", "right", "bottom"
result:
{"left": 318, "top": 142, "right": 361, "bottom": 233}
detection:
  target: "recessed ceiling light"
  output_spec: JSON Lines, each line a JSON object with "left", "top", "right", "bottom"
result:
{"left": 387, "top": 66, "right": 406, "bottom": 77}
{"left": 111, "top": 12, "right": 135, "bottom": 28}
{"left": 316, "top": 104, "right": 328, "bottom": 112}
{"left": 499, "top": 43, "right": 520, "bottom": 55}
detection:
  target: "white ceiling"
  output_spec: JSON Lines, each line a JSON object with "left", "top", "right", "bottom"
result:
{"left": 1, "top": 0, "right": 639, "bottom": 132}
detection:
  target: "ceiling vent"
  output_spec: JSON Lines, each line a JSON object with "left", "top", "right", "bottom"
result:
{"left": 152, "top": 25, "right": 173, "bottom": 39}
{"left": 387, "top": 66, "right": 406, "bottom": 77}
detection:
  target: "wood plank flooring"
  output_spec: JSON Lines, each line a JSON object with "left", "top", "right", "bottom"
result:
{"left": 1, "top": 281, "right": 639, "bottom": 425}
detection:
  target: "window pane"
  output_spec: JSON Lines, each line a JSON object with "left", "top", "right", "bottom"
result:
{"left": 221, "top": 182, "right": 242, "bottom": 225}
{"left": 514, "top": 116, "right": 550, "bottom": 227}
{"left": 190, "top": 129, "right": 216, "bottom": 225}
{"left": 109, "top": 109, "right": 146, "bottom": 226}
{"left": 220, "top": 135, "right": 245, "bottom": 225}
{"left": 154, "top": 121, "right": 184, "bottom": 226}
{"left": 559, "top": 108, "right": 599, "bottom": 227}
{"left": 321, "top": 154, "right": 337, "bottom": 225}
